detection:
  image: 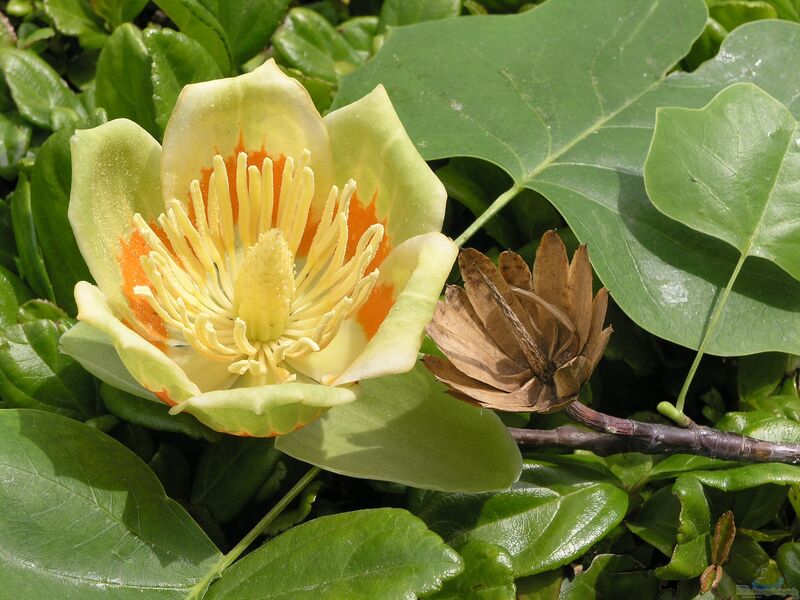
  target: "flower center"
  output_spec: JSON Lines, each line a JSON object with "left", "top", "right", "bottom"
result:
{"left": 130, "top": 149, "right": 383, "bottom": 384}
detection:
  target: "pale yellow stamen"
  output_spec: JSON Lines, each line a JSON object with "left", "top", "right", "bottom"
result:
{"left": 132, "top": 149, "right": 383, "bottom": 384}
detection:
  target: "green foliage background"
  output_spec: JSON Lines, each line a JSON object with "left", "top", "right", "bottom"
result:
{"left": 2, "top": 0, "right": 800, "bottom": 598}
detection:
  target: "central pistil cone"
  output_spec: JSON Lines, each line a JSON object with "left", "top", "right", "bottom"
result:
{"left": 130, "top": 148, "right": 383, "bottom": 385}
{"left": 234, "top": 228, "right": 295, "bottom": 342}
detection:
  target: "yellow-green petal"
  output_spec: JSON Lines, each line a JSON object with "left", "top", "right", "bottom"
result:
{"left": 69, "top": 119, "right": 163, "bottom": 320}
{"left": 74, "top": 281, "right": 200, "bottom": 404}
{"left": 161, "top": 59, "right": 334, "bottom": 215}
{"left": 323, "top": 85, "right": 447, "bottom": 248}
{"left": 169, "top": 383, "right": 356, "bottom": 437}
{"left": 289, "top": 232, "right": 457, "bottom": 385}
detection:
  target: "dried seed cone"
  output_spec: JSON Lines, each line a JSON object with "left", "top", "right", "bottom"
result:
{"left": 424, "top": 231, "right": 612, "bottom": 413}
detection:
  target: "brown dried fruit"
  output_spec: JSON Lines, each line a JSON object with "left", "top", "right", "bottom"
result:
{"left": 424, "top": 231, "right": 612, "bottom": 413}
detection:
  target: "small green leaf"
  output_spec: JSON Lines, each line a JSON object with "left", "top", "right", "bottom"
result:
{"left": 95, "top": 24, "right": 158, "bottom": 137}
{"left": 276, "top": 363, "right": 522, "bottom": 493}
{"left": 412, "top": 459, "right": 628, "bottom": 577}
{"left": 777, "top": 542, "right": 800, "bottom": 591}
{"left": 558, "top": 554, "right": 658, "bottom": 599}
{"left": 655, "top": 477, "right": 711, "bottom": 580}
{"left": 148, "top": 442, "right": 191, "bottom": 499}
{"left": 91, "top": 0, "right": 149, "bottom": 27}
{"left": 628, "top": 485, "right": 680, "bottom": 557}
{"left": 204, "top": 509, "right": 462, "bottom": 599}
{"left": 191, "top": 436, "right": 282, "bottom": 523}
{"left": 515, "top": 569, "right": 563, "bottom": 600}
{"left": 263, "top": 480, "right": 323, "bottom": 537}
{"left": 0, "top": 409, "right": 221, "bottom": 597}
{"left": 60, "top": 321, "right": 152, "bottom": 398}
{"left": 152, "top": 0, "right": 232, "bottom": 73}
{"left": 43, "top": 0, "right": 107, "bottom": 48}
{"left": 0, "top": 48, "right": 86, "bottom": 129}
{"left": 426, "top": 540, "right": 516, "bottom": 600}
{"left": 9, "top": 175, "right": 54, "bottom": 301}
{"left": 0, "top": 265, "right": 31, "bottom": 329}
{"left": 201, "top": 0, "right": 289, "bottom": 64}
{"left": 716, "top": 411, "right": 800, "bottom": 443}
{"left": 338, "top": 16, "right": 379, "bottom": 53}
{"left": 725, "top": 536, "right": 770, "bottom": 584}
{"left": 17, "top": 298, "right": 69, "bottom": 323}
{"left": 645, "top": 83, "right": 800, "bottom": 282}
{"left": 272, "top": 8, "right": 365, "bottom": 86}
{"left": 144, "top": 27, "right": 223, "bottom": 134}
{"left": 738, "top": 353, "right": 791, "bottom": 402}
{"left": 709, "top": 0, "right": 777, "bottom": 31}
{"left": 379, "top": 0, "right": 461, "bottom": 31}
{"left": 0, "top": 111, "right": 30, "bottom": 179}
{"left": 0, "top": 319, "right": 97, "bottom": 418}
{"left": 100, "top": 383, "right": 221, "bottom": 443}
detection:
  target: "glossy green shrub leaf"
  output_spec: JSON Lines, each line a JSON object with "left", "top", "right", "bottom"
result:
{"left": 100, "top": 383, "right": 221, "bottom": 443}
{"left": 411, "top": 459, "right": 628, "bottom": 577}
{"left": 191, "top": 436, "right": 282, "bottom": 523}
{"left": 738, "top": 353, "right": 791, "bottom": 402}
{"left": 716, "top": 411, "right": 800, "bottom": 443}
{"left": 273, "top": 8, "right": 365, "bottom": 86}
{"left": 199, "top": 0, "right": 289, "bottom": 64}
{"left": 0, "top": 266, "right": 31, "bottom": 328}
{"left": 628, "top": 485, "right": 680, "bottom": 556}
{"left": 335, "top": 5, "right": 800, "bottom": 355}
{"left": 379, "top": 0, "right": 462, "bottom": 30}
{"left": 60, "top": 321, "right": 152, "bottom": 398}
{"left": 0, "top": 111, "right": 30, "bottom": 179}
{"left": 0, "top": 318, "right": 97, "bottom": 418}
{"left": 95, "top": 24, "right": 158, "bottom": 137}
{"left": 655, "top": 477, "right": 711, "bottom": 580}
{"left": 276, "top": 363, "right": 522, "bottom": 493}
{"left": 205, "top": 508, "right": 462, "bottom": 599}
{"left": 29, "top": 111, "right": 105, "bottom": 313}
{"left": 144, "top": 27, "right": 223, "bottom": 134}
{"left": 645, "top": 84, "right": 800, "bottom": 282}
{"left": 426, "top": 540, "right": 515, "bottom": 600}
{"left": 725, "top": 536, "right": 770, "bottom": 584}
{"left": 559, "top": 554, "right": 658, "bottom": 599}
{"left": 0, "top": 409, "right": 221, "bottom": 598}
{"left": 9, "top": 175, "right": 54, "bottom": 300}
{"left": 43, "top": 0, "right": 107, "bottom": 48}
{"left": 91, "top": 0, "right": 149, "bottom": 27}
{"left": 777, "top": 542, "right": 800, "bottom": 590}
{"left": 153, "top": 0, "right": 231, "bottom": 73}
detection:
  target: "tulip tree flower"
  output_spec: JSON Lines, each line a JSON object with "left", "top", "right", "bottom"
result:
{"left": 68, "top": 60, "right": 457, "bottom": 437}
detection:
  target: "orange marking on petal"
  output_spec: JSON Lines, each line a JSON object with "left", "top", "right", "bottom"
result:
{"left": 357, "top": 282, "right": 395, "bottom": 339}
{"left": 155, "top": 389, "right": 176, "bottom": 407}
{"left": 348, "top": 190, "right": 392, "bottom": 272}
{"left": 118, "top": 228, "right": 168, "bottom": 341}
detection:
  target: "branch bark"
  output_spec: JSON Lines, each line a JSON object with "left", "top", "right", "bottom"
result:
{"left": 507, "top": 401, "right": 800, "bottom": 464}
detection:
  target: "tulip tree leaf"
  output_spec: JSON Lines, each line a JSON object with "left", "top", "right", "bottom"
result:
{"left": 276, "top": 363, "right": 522, "bottom": 493}
{"left": 0, "top": 47, "right": 86, "bottom": 130}
{"left": 0, "top": 409, "right": 221, "bottom": 598}
{"left": 205, "top": 508, "right": 462, "bottom": 599}
{"left": 411, "top": 458, "right": 628, "bottom": 577}
{"left": 95, "top": 24, "right": 158, "bottom": 137}
{"left": 144, "top": 28, "right": 223, "bottom": 135}
{"left": 645, "top": 84, "right": 800, "bottom": 284}
{"left": 334, "top": 2, "right": 800, "bottom": 356}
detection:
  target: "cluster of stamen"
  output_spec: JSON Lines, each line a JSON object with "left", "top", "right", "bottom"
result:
{"left": 131, "top": 149, "right": 383, "bottom": 384}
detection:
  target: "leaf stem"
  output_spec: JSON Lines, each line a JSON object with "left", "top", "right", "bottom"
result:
{"left": 674, "top": 250, "right": 748, "bottom": 413}
{"left": 186, "top": 465, "right": 321, "bottom": 599}
{"left": 454, "top": 184, "right": 523, "bottom": 247}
